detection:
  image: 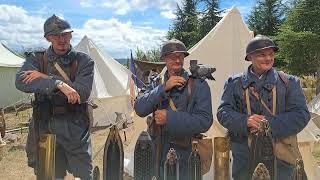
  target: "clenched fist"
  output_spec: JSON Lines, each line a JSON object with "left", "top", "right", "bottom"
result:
{"left": 247, "top": 114, "right": 265, "bottom": 133}
{"left": 57, "top": 82, "right": 81, "bottom": 104}
{"left": 154, "top": 109, "right": 167, "bottom": 125}
{"left": 164, "top": 76, "right": 186, "bottom": 91}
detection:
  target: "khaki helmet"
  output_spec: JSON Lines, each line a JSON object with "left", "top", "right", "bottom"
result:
{"left": 245, "top": 35, "right": 278, "bottom": 61}
{"left": 43, "top": 14, "right": 73, "bottom": 37}
{"left": 161, "top": 39, "right": 189, "bottom": 59}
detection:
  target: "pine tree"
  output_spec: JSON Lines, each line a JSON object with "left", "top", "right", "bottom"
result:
{"left": 167, "top": 0, "right": 199, "bottom": 49}
{"left": 247, "top": 0, "right": 287, "bottom": 36}
{"left": 198, "top": 0, "right": 221, "bottom": 38}
{"left": 275, "top": 0, "right": 320, "bottom": 93}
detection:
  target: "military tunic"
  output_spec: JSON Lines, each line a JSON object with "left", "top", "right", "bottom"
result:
{"left": 134, "top": 70, "right": 213, "bottom": 179}
{"left": 16, "top": 46, "right": 94, "bottom": 180}
{"left": 217, "top": 66, "right": 310, "bottom": 180}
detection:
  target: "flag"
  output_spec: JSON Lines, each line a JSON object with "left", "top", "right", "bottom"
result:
{"left": 130, "top": 50, "right": 143, "bottom": 88}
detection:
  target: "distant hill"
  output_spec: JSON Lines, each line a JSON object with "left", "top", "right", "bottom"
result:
{"left": 115, "top": 58, "right": 128, "bottom": 66}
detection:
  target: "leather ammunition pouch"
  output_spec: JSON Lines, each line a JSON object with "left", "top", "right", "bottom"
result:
{"left": 273, "top": 135, "right": 301, "bottom": 165}
{"left": 194, "top": 134, "right": 213, "bottom": 175}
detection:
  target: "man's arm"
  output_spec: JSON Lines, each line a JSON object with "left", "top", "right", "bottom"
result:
{"left": 134, "top": 84, "right": 169, "bottom": 117}
{"left": 216, "top": 77, "right": 249, "bottom": 137}
{"left": 15, "top": 52, "right": 62, "bottom": 95}
{"left": 165, "top": 80, "right": 213, "bottom": 136}
{"left": 269, "top": 76, "right": 310, "bottom": 138}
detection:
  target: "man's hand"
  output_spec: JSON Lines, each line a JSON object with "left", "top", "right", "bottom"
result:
{"left": 22, "top": 70, "right": 51, "bottom": 84}
{"left": 164, "top": 76, "right": 186, "bottom": 91}
{"left": 57, "top": 82, "right": 81, "bottom": 104}
{"left": 154, "top": 109, "right": 167, "bottom": 125}
{"left": 247, "top": 114, "right": 265, "bottom": 133}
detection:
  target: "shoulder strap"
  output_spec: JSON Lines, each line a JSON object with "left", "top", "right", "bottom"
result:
{"left": 278, "top": 71, "right": 289, "bottom": 111}
{"left": 40, "top": 50, "right": 78, "bottom": 82}
{"left": 168, "top": 77, "right": 194, "bottom": 112}
{"left": 70, "top": 59, "right": 78, "bottom": 82}
{"left": 35, "top": 51, "right": 48, "bottom": 74}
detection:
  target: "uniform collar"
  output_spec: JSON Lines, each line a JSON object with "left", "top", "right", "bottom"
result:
{"left": 47, "top": 45, "right": 77, "bottom": 65}
{"left": 242, "top": 65, "right": 277, "bottom": 91}
{"left": 164, "top": 69, "right": 190, "bottom": 81}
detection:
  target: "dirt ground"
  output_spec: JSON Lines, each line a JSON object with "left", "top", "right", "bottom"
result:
{"left": 0, "top": 108, "right": 134, "bottom": 180}
{"left": 1, "top": 108, "right": 320, "bottom": 180}
{"left": 0, "top": 127, "right": 135, "bottom": 180}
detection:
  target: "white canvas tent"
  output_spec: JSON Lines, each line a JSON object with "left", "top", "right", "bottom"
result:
{"left": 183, "top": 7, "right": 320, "bottom": 180}
{"left": 126, "top": 7, "right": 320, "bottom": 179}
{"left": 75, "top": 36, "right": 136, "bottom": 127}
{"left": 0, "top": 42, "right": 29, "bottom": 108}
{"left": 126, "top": 7, "right": 253, "bottom": 177}
{"left": 183, "top": 7, "right": 252, "bottom": 179}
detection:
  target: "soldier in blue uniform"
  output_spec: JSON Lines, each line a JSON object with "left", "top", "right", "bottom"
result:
{"left": 15, "top": 15, "right": 94, "bottom": 180}
{"left": 217, "top": 35, "right": 310, "bottom": 180}
{"left": 134, "top": 39, "right": 213, "bottom": 179}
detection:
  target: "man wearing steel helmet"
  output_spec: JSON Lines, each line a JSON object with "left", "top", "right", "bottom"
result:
{"left": 134, "top": 39, "right": 213, "bottom": 179}
{"left": 15, "top": 15, "right": 94, "bottom": 179}
{"left": 217, "top": 35, "right": 310, "bottom": 180}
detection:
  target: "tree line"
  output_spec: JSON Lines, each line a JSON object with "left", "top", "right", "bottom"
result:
{"left": 138, "top": 0, "right": 320, "bottom": 82}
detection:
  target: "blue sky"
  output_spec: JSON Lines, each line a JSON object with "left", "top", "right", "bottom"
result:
{"left": 0, "top": 0, "right": 254, "bottom": 58}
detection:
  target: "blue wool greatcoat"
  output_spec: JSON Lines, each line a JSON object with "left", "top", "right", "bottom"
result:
{"left": 217, "top": 66, "right": 310, "bottom": 180}
{"left": 134, "top": 70, "right": 213, "bottom": 179}
{"left": 15, "top": 46, "right": 94, "bottom": 180}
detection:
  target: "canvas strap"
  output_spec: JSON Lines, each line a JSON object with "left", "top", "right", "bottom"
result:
{"left": 245, "top": 86, "right": 276, "bottom": 116}
{"left": 53, "top": 62, "right": 70, "bottom": 81}
{"left": 40, "top": 51, "right": 78, "bottom": 82}
{"left": 168, "top": 78, "right": 193, "bottom": 112}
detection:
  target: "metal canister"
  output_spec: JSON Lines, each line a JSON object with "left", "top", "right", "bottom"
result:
{"left": 214, "top": 137, "right": 230, "bottom": 180}
{"left": 38, "top": 134, "right": 56, "bottom": 180}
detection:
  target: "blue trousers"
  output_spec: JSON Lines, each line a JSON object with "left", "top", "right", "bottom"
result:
{"left": 26, "top": 113, "right": 93, "bottom": 180}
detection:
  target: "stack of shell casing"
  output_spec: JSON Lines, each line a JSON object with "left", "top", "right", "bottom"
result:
{"left": 103, "top": 125, "right": 123, "bottom": 180}
{"left": 292, "top": 159, "right": 308, "bottom": 180}
{"left": 134, "top": 131, "right": 154, "bottom": 180}
{"left": 164, "top": 148, "right": 179, "bottom": 180}
{"left": 251, "top": 119, "right": 275, "bottom": 180}
{"left": 251, "top": 163, "right": 271, "bottom": 180}
{"left": 93, "top": 166, "right": 100, "bottom": 180}
{"left": 188, "top": 141, "right": 202, "bottom": 180}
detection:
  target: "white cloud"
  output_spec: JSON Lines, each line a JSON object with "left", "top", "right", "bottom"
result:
{"left": 160, "top": 10, "right": 176, "bottom": 19}
{"left": 73, "top": 18, "right": 166, "bottom": 58}
{"left": 0, "top": 5, "right": 166, "bottom": 58}
{"left": 0, "top": 5, "right": 47, "bottom": 49}
{"left": 80, "top": 0, "right": 94, "bottom": 8}
{"left": 103, "top": 0, "right": 131, "bottom": 15}
{"left": 99, "top": 0, "right": 177, "bottom": 16}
